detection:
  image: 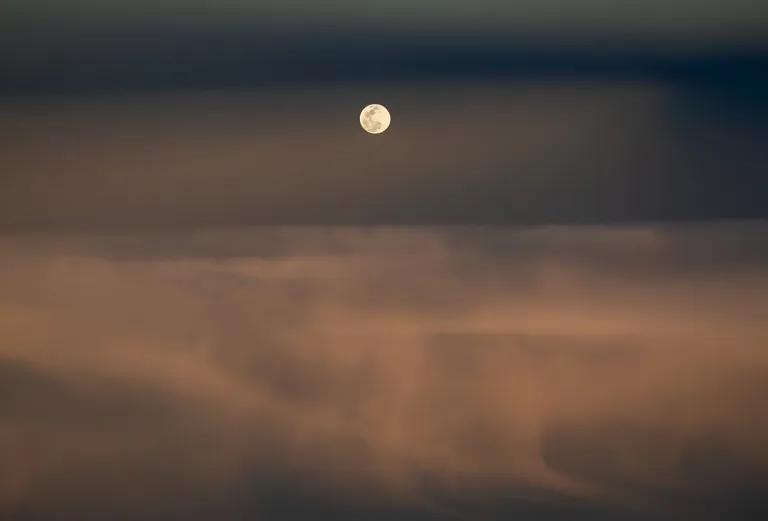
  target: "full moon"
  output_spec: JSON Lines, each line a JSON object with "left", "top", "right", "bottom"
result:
{"left": 360, "top": 104, "right": 391, "bottom": 134}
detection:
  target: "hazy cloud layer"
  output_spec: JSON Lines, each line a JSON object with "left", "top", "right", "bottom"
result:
{"left": 1, "top": 83, "right": 766, "bottom": 228}
{"left": 3, "top": 0, "right": 767, "bottom": 95}
{"left": 1, "top": 223, "right": 767, "bottom": 519}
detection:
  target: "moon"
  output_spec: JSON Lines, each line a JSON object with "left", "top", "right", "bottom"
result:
{"left": 360, "top": 104, "right": 391, "bottom": 134}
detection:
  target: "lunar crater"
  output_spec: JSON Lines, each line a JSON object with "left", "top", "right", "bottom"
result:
{"left": 360, "top": 104, "right": 391, "bottom": 134}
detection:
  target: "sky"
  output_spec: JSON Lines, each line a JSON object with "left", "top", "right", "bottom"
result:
{"left": 2, "top": 0, "right": 767, "bottom": 226}
{"left": 1, "top": 1, "right": 768, "bottom": 520}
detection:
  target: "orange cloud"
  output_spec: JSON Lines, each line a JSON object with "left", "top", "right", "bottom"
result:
{"left": 1, "top": 224, "right": 767, "bottom": 518}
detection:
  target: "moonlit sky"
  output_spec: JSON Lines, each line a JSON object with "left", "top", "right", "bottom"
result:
{"left": 1, "top": 1, "right": 768, "bottom": 520}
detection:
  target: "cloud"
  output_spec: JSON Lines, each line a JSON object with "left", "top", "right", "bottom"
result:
{"left": 1, "top": 223, "right": 767, "bottom": 519}
{"left": 1, "top": 83, "right": 766, "bottom": 229}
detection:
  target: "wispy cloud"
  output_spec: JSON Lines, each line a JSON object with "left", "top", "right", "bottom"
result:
{"left": 1, "top": 224, "right": 767, "bottom": 519}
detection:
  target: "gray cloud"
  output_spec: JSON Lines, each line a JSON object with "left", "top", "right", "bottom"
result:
{"left": 1, "top": 83, "right": 766, "bottom": 229}
{"left": 4, "top": 0, "right": 767, "bottom": 45}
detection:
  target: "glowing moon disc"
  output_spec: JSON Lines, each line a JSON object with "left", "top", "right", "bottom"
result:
{"left": 360, "top": 104, "right": 391, "bottom": 134}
